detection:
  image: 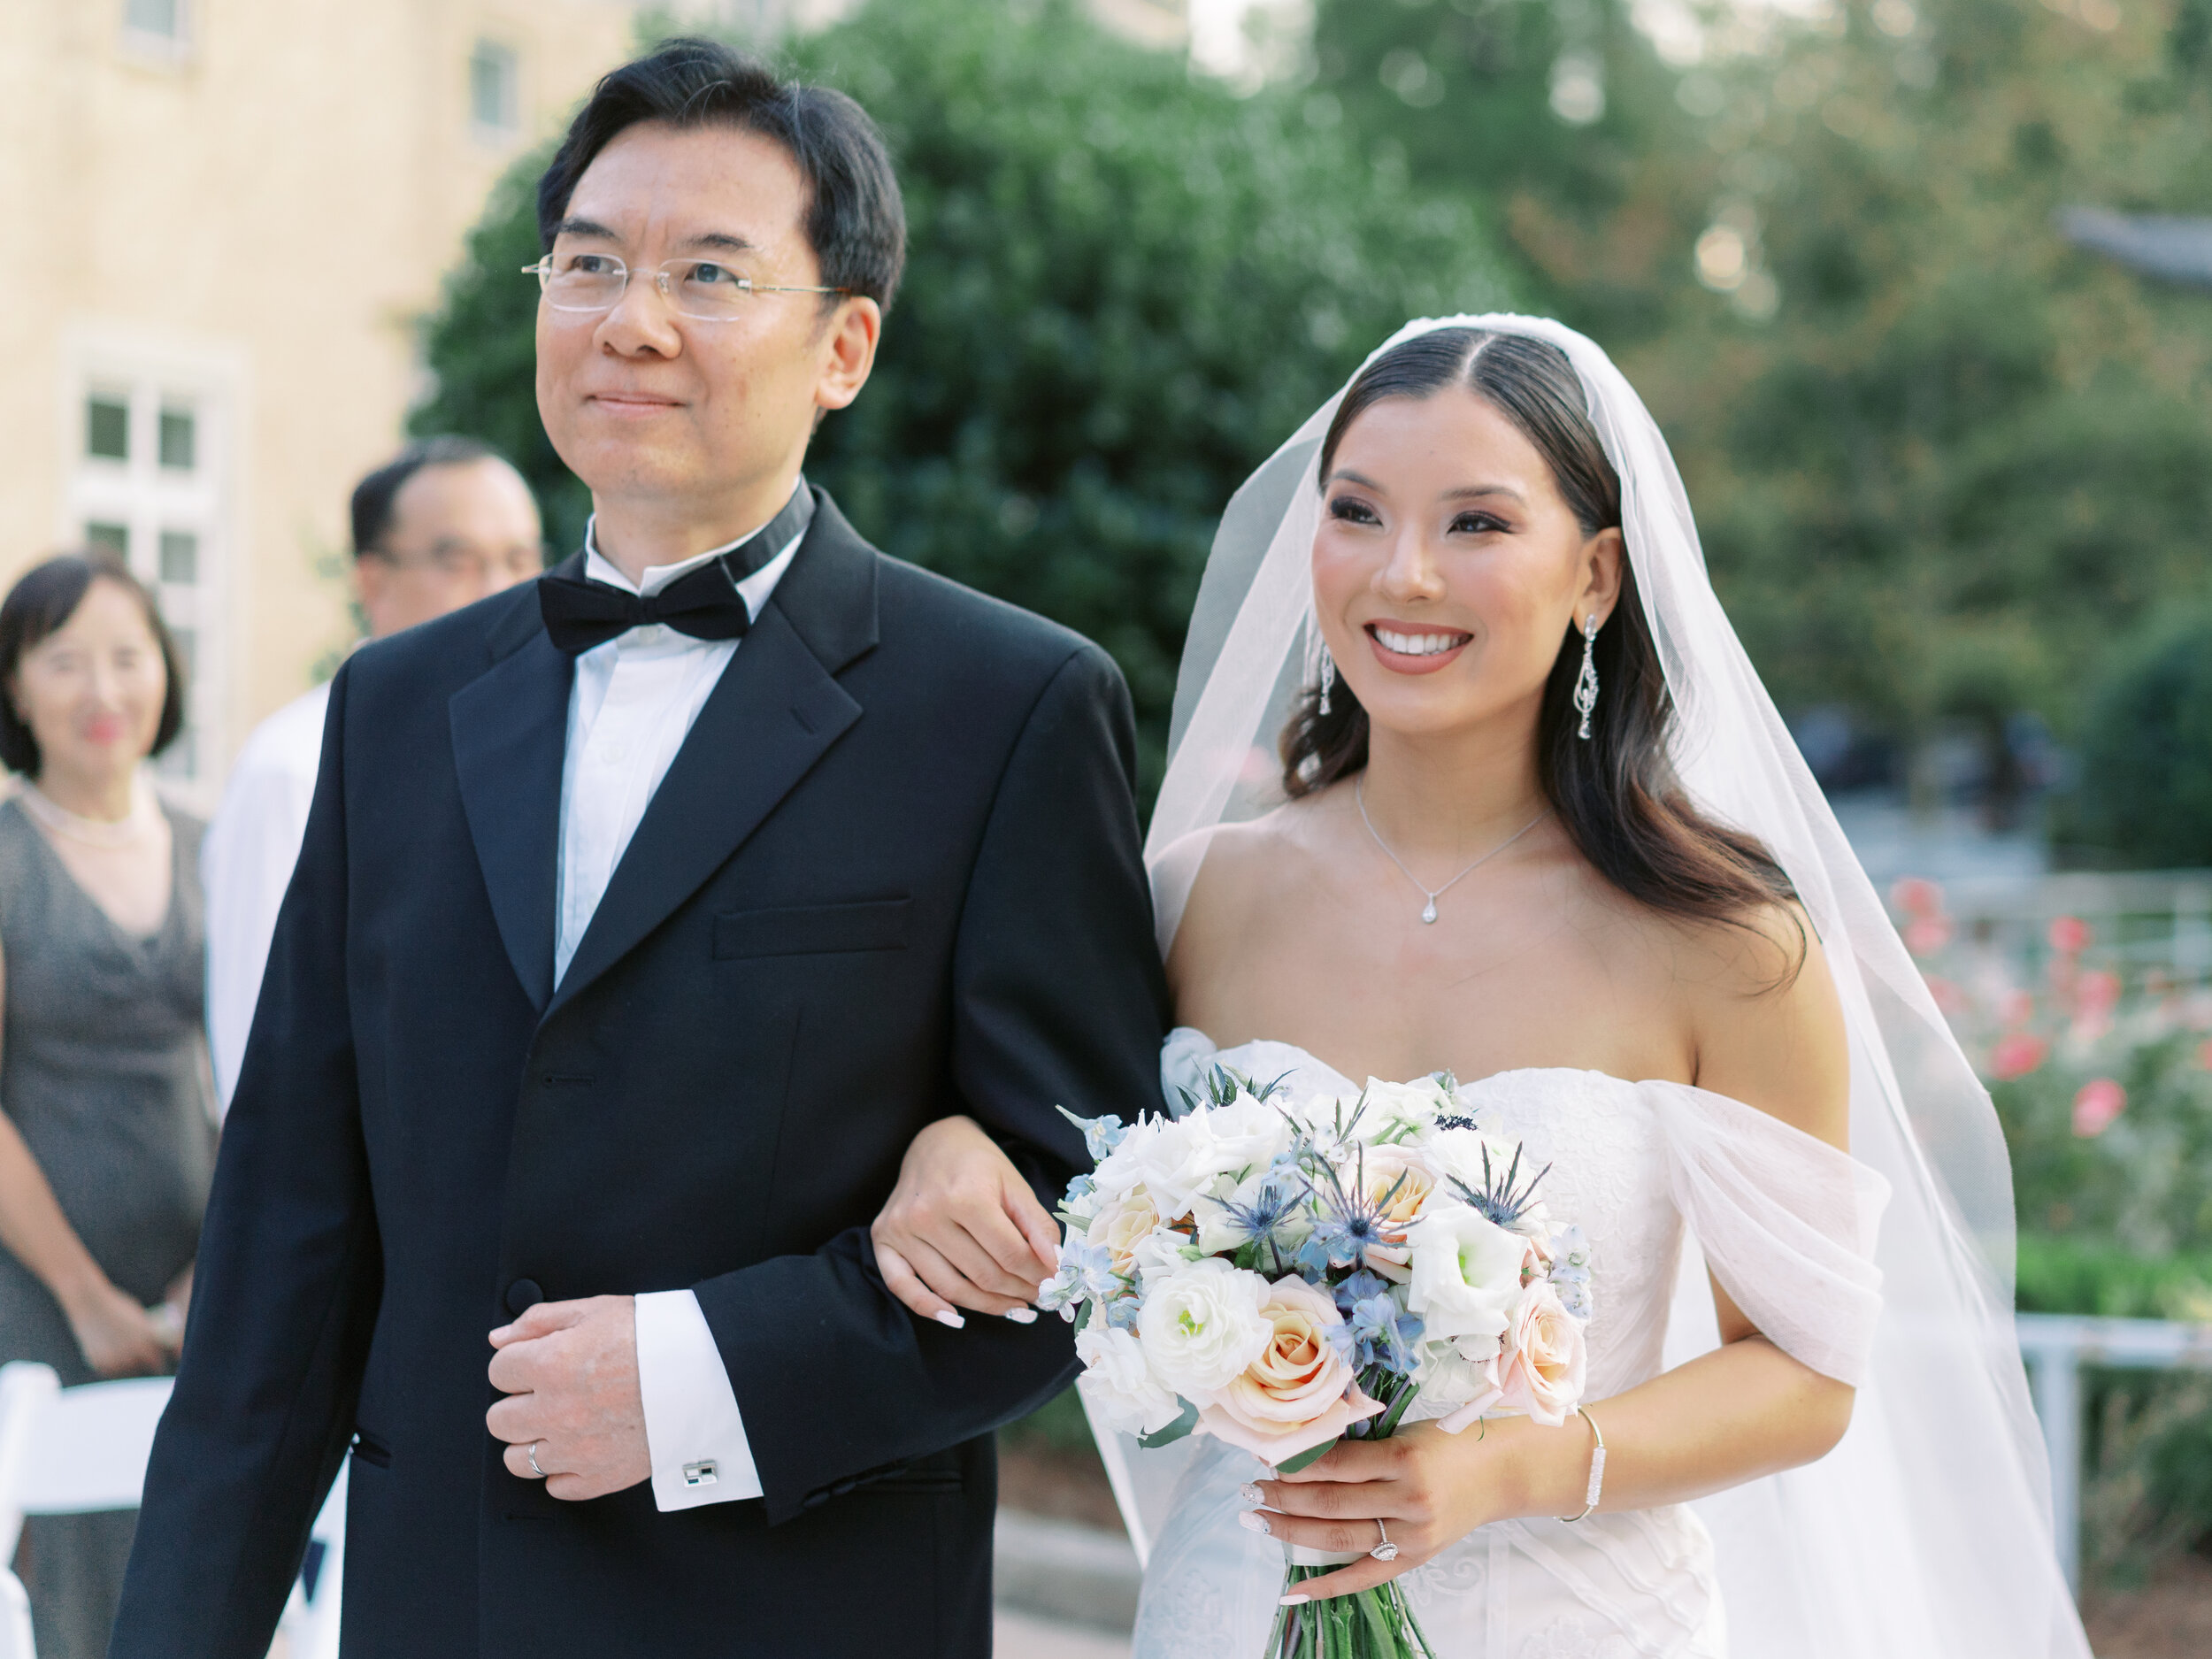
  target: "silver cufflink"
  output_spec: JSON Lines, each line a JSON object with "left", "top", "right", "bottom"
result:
{"left": 682, "top": 1461, "right": 718, "bottom": 1487}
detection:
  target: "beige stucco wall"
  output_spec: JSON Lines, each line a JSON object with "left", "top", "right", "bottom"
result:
{"left": 0, "top": 0, "right": 640, "bottom": 803}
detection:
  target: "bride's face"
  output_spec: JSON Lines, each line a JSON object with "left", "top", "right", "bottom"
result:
{"left": 1311, "top": 387, "right": 1622, "bottom": 744}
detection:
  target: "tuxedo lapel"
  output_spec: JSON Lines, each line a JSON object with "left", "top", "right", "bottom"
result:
{"left": 449, "top": 585, "right": 573, "bottom": 1013}
{"left": 544, "top": 500, "right": 879, "bottom": 1019}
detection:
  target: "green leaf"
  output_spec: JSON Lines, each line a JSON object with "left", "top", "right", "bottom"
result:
{"left": 1071, "top": 1299, "right": 1093, "bottom": 1336}
{"left": 1272, "top": 1434, "right": 1340, "bottom": 1476}
{"left": 1138, "top": 1396, "right": 1201, "bottom": 1448}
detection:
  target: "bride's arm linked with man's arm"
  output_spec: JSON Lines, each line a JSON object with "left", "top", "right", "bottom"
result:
{"left": 874, "top": 902, "right": 1873, "bottom": 1603}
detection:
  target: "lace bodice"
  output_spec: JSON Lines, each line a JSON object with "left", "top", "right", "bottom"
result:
{"left": 1125, "top": 1031, "right": 1889, "bottom": 1659}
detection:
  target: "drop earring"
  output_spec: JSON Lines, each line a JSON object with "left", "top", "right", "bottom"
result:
{"left": 1317, "top": 644, "right": 1335, "bottom": 718}
{"left": 1573, "top": 612, "right": 1601, "bottom": 740}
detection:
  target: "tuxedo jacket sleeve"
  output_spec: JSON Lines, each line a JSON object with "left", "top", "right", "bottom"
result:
{"left": 699, "top": 640, "right": 1158, "bottom": 1522}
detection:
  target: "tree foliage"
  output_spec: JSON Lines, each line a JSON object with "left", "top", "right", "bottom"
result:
{"left": 1313, "top": 0, "right": 2212, "bottom": 814}
{"left": 412, "top": 0, "right": 1511, "bottom": 790}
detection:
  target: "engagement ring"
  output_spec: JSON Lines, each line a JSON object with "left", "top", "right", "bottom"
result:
{"left": 1370, "top": 1520, "right": 1399, "bottom": 1563}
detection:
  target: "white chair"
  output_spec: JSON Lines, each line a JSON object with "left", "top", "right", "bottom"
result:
{"left": 0, "top": 1362, "right": 174, "bottom": 1659}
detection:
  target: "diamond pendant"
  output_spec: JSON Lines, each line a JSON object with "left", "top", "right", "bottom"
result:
{"left": 1420, "top": 898, "right": 1439, "bottom": 925}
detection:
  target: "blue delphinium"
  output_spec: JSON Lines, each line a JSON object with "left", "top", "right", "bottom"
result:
{"left": 1324, "top": 1270, "right": 1425, "bottom": 1371}
{"left": 1037, "top": 1238, "right": 1118, "bottom": 1320}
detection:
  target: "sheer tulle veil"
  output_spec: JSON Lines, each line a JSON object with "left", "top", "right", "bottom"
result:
{"left": 1100, "top": 314, "right": 2092, "bottom": 1656}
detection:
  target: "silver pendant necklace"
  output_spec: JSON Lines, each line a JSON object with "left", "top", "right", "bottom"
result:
{"left": 1355, "top": 776, "right": 1550, "bottom": 924}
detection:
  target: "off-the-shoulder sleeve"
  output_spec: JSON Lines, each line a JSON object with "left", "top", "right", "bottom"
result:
{"left": 1643, "top": 1081, "right": 1891, "bottom": 1387}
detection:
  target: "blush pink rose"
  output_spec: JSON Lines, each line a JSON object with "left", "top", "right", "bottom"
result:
{"left": 1198, "top": 1275, "right": 1384, "bottom": 1466}
{"left": 1491, "top": 1284, "right": 1586, "bottom": 1428}
{"left": 1356, "top": 1146, "right": 1439, "bottom": 1282}
{"left": 1989, "top": 1032, "right": 2048, "bottom": 1082}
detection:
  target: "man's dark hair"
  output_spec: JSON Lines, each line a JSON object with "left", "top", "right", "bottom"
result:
{"left": 536, "top": 37, "right": 907, "bottom": 313}
{"left": 0, "top": 550, "right": 187, "bottom": 775}
{"left": 350, "top": 435, "right": 502, "bottom": 557}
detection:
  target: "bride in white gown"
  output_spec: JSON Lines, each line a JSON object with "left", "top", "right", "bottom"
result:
{"left": 871, "top": 316, "right": 2092, "bottom": 1659}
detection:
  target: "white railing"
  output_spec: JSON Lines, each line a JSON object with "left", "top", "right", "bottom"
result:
{"left": 2016, "top": 1312, "right": 2212, "bottom": 1592}
{"left": 1934, "top": 872, "right": 2212, "bottom": 987}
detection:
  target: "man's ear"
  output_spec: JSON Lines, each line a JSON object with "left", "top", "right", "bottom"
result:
{"left": 814, "top": 296, "right": 882, "bottom": 415}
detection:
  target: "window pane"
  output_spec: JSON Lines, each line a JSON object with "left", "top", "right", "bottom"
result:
{"left": 159, "top": 530, "right": 197, "bottom": 585}
{"left": 85, "top": 522, "right": 128, "bottom": 558}
{"left": 87, "top": 396, "right": 128, "bottom": 461}
{"left": 158, "top": 407, "right": 196, "bottom": 471}
{"left": 125, "top": 0, "right": 180, "bottom": 40}
{"left": 471, "top": 42, "right": 517, "bottom": 133}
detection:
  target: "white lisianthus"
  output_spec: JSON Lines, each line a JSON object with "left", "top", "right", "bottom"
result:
{"left": 1357, "top": 1076, "right": 1452, "bottom": 1143}
{"left": 1075, "top": 1325, "right": 1186, "bottom": 1436}
{"left": 1405, "top": 1202, "right": 1531, "bottom": 1350}
{"left": 1413, "top": 1336, "right": 1506, "bottom": 1415}
{"left": 1138, "top": 1257, "right": 1273, "bottom": 1398}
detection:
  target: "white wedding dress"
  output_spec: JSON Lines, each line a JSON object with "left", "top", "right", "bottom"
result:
{"left": 1125, "top": 1030, "right": 1886, "bottom": 1659}
{"left": 1113, "top": 316, "right": 2093, "bottom": 1657}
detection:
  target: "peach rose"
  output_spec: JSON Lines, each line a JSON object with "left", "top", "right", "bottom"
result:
{"left": 1198, "top": 1275, "right": 1384, "bottom": 1465}
{"left": 1356, "top": 1147, "right": 1439, "bottom": 1282}
{"left": 1087, "top": 1184, "right": 1163, "bottom": 1277}
{"left": 1493, "top": 1283, "right": 1586, "bottom": 1427}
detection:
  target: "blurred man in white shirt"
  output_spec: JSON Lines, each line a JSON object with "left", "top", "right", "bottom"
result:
{"left": 204, "top": 438, "right": 543, "bottom": 1113}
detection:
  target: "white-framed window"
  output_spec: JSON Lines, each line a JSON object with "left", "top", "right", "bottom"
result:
{"left": 120, "top": 0, "right": 190, "bottom": 61}
{"left": 61, "top": 336, "right": 235, "bottom": 799}
{"left": 470, "top": 41, "right": 519, "bottom": 143}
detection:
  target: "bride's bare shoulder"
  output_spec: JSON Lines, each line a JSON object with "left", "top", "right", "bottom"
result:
{"left": 1179, "top": 795, "right": 1337, "bottom": 915}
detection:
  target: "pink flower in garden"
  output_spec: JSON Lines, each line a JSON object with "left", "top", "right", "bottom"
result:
{"left": 1999, "top": 988, "right": 2037, "bottom": 1027}
{"left": 2075, "top": 970, "right": 2122, "bottom": 1016}
{"left": 2048, "top": 916, "right": 2092, "bottom": 956}
{"left": 1891, "top": 877, "right": 1946, "bottom": 920}
{"left": 2071, "top": 1079, "right": 2126, "bottom": 1139}
{"left": 1989, "top": 1033, "right": 2049, "bottom": 1081}
{"left": 2197, "top": 1039, "right": 2212, "bottom": 1072}
{"left": 1903, "top": 916, "right": 1954, "bottom": 957}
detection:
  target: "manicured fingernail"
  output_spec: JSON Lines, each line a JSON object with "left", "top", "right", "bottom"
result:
{"left": 1002, "top": 1307, "right": 1039, "bottom": 1324}
{"left": 933, "top": 1310, "right": 966, "bottom": 1329}
{"left": 1238, "top": 1510, "right": 1271, "bottom": 1535}
{"left": 1239, "top": 1482, "right": 1263, "bottom": 1504}
{"left": 1279, "top": 1594, "right": 1310, "bottom": 1607}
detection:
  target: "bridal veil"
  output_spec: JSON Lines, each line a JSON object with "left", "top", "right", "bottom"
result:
{"left": 1100, "top": 314, "right": 2092, "bottom": 1658}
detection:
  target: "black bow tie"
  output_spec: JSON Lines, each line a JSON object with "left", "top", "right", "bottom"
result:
{"left": 538, "top": 557, "right": 753, "bottom": 657}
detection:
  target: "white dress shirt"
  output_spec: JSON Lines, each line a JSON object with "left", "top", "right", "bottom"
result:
{"left": 203, "top": 680, "right": 332, "bottom": 1118}
{"left": 557, "top": 499, "right": 807, "bottom": 1513}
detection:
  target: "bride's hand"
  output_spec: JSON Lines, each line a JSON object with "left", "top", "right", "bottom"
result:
{"left": 1242, "top": 1417, "right": 1577, "bottom": 1602}
{"left": 871, "top": 1114, "right": 1061, "bottom": 1326}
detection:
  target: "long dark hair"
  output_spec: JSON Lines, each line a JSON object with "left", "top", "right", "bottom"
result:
{"left": 1281, "top": 327, "right": 1800, "bottom": 954}
{"left": 0, "top": 550, "right": 188, "bottom": 776}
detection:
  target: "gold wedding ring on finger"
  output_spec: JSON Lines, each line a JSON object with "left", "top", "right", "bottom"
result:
{"left": 527, "top": 1442, "right": 547, "bottom": 1479}
{"left": 1370, "top": 1519, "right": 1400, "bottom": 1562}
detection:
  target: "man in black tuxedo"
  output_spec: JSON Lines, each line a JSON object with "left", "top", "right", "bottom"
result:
{"left": 111, "top": 39, "right": 1165, "bottom": 1659}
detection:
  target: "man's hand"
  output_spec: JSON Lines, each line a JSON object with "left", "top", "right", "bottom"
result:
{"left": 487, "top": 1295, "right": 652, "bottom": 1501}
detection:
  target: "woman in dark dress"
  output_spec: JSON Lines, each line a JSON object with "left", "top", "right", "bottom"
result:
{"left": 0, "top": 551, "right": 212, "bottom": 1659}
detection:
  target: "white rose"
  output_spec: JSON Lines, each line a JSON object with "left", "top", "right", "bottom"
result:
{"left": 1075, "top": 1325, "right": 1185, "bottom": 1436}
{"left": 1406, "top": 1202, "right": 1530, "bottom": 1349}
{"left": 1126, "top": 1094, "right": 1286, "bottom": 1221}
{"left": 1090, "top": 1115, "right": 1163, "bottom": 1205}
{"left": 1138, "top": 1257, "right": 1273, "bottom": 1398}
{"left": 1128, "top": 1224, "right": 1202, "bottom": 1290}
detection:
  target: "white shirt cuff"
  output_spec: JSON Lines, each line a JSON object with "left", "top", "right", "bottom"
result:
{"left": 634, "top": 1289, "right": 762, "bottom": 1509}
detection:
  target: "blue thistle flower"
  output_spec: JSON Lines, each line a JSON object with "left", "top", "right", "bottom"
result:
{"left": 1449, "top": 1141, "right": 1552, "bottom": 1232}
{"left": 1308, "top": 1148, "right": 1411, "bottom": 1269}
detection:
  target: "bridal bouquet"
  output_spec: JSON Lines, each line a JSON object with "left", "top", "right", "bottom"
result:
{"left": 1039, "top": 1064, "right": 1593, "bottom": 1659}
